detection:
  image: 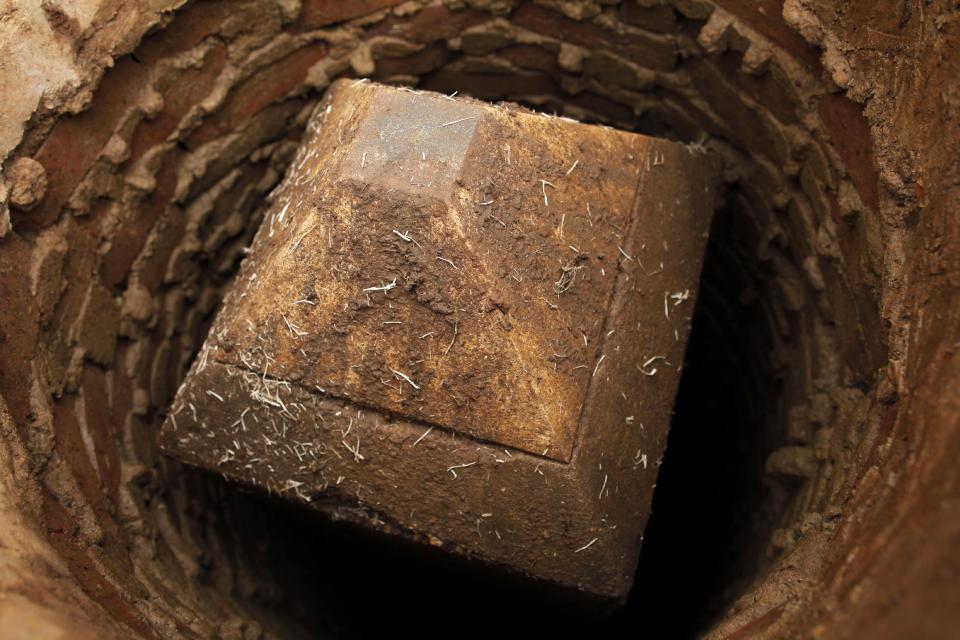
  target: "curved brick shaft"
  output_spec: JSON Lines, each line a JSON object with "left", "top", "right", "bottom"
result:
{"left": 160, "top": 79, "right": 720, "bottom": 601}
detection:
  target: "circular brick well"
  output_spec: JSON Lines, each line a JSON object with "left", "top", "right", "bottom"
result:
{"left": 1, "top": 1, "right": 958, "bottom": 639}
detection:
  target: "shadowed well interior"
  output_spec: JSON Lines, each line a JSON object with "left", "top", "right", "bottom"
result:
{"left": 4, "top": 1, "right": 893, "bottom": 638}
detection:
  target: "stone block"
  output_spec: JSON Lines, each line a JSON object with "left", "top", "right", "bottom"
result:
{"left": 160, "top": 79, "right": 720, "bottom": 602}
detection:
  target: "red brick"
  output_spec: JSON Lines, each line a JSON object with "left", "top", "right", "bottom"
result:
{"left": 186, "top": 43, "right": 328, "bottom": 149}
{"left": 649, "top": 97, "right": 711, "bottom": 141}
{"left": 620, "top": 1, "right": 679, "bottom": 33}
{"left": 52, "top": 400, "right": 108, "bottom": 512}
{"left": 24, "top": 0, "right": 273, "bottom": 231}
{"left": 713, "top": 0, "right": 822, "bottom": 70}
{"left": 420, "top": 67, "right": 561, "bottom": 101}
{"left": 42, "top": 216, "right": 101, "bottom": 390}
{"left": 496, "top": 43, "right": 561, "bottom": 75}
{"left": 27, "top": 57, "right": 149, "bottom": 229}
{"left": 714, "top": 50, "right": 801, "bottom": 125}
{"left": 134, "top": 335, "right": 161, "bottom": 395}
{"left": 687, "top": 58, "right": 782, "bottom": 161}
{"left": 660, "top": 88, "right": 731, "bottom": 140}
{"left": 372, "top": 42, "right": 456, "bottom": 80}
{"left": 299, "top": 0, "right": 406, "bottom": 29}
{"left": 107, "top": 345, "right": 134, "bottom": 444}
{"left": 135, "top": 1, "right": 238, "bottom": 65}
{"left": 818, "top": 257, "right": 886, "bottom": 382}
{"left": 819, "top": 93, "right": 879, "bottom": 214}
{"left": 138, "top": 206, "right": 189, "bottom": 293}
{"left": 82, "top": 365, "right": 122, "bottom": 507}
{"left": 0, "top": 235, "right": 40, "bottom": 428}
{"left": 184, "top": 99, "right": 305, "bottom": 204}
{"left": 582, "top": 87, "right": 647, "bottom": 121}
{"left": 198, "top": 163, "right": 264, "bottom": 248}
{"left": 512, "top": 3, "right": 677, "bottom": 71}
{"left": 41, "top": 491, "right": 158, "bottom": 640}
{"left": 126, "top": 44, "right": 227, "bottom": 165}
{"left": 150, "top": 337, "right": 174, "bottom": 409}
{"left": 364, "top": 5, "right": 489, "bottom": 45}
{"left": 76, "top": 280, "right": 120, "bottom": 366}
{"left": 31, "top": 231, "right": 68, "bottom": 326}
{"left": 100, "top": 154, "right": 181, "bottom": 290}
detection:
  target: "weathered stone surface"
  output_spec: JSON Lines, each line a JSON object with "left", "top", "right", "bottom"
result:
{"left": 160, "top": 79, "right": 720, "bottom": 601}
{"left": 76, "top": 280, "right": 120, "bottom": 366}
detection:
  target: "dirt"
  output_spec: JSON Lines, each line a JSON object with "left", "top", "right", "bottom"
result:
{"left": 6, "top": 158, "right": 48, "bottom": 211}
{"left": 0, "top": 0, "right": 957, "bottom": 638}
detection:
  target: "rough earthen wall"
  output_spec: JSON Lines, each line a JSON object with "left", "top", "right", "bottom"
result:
{"left": 0, "top": 1, "right": 957, "bottom": 638}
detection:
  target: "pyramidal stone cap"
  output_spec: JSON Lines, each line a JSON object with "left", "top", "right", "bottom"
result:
{"left": 160, "top": 79, "right": 720, "bottom": 602}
